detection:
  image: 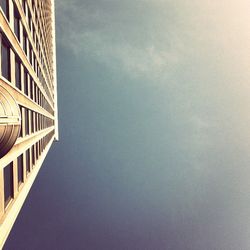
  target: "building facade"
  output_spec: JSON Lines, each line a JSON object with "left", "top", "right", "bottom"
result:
{"left": 0, "top": 0, "right": 58, "bottom": 247}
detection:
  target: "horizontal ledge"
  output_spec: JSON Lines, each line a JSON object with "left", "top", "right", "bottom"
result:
{"left": 0, "top": 136, "right": 54, "bottom": 248}
{"left": 0, "top": 11, "right": 54, "bottom": 109}
{"left": 0, "top": 78, "right": 54, "bottom": 120}
{"left": 0, "top": 126, "right": 55, "bottom": 170}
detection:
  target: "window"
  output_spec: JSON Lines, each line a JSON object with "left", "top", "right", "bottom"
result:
{"left": 35, "top": 12, "right": 37, "bottom": 25}
{"left": 33, "top": 28, "right": 35, "bottom": 41}
{"left": 23, "top": 30, "right": 27, "bottom": 55}
{"left": 24, "top": 69, "right": 28, "bottom": 95}
{"left": 28, "top": 10, "right": 32, "bottom": 30}
{"left": 22, "top": 0, "right": 26, "bottom": 15}
{"left": 29, "top": 47, "right": 32, "bottom": 65}
{"left": 33, "top": 57, "right": 36, "bottom": 72}
{"left": 1, "top": 38, "right": 11, "bottom": 81}
{"left": 17, "top": 155, "right": 24, "bottom": 186}
{"left": 25, "top": 108, "right": 29, "bottom": 135}
{"left": 31, "top": 111, "right": 34, "bottom": 133}
{"left": 26, "top": 149, "right": 31, "bottom": 173}
{"left": 38, "top": 113, "right": 40, "bottom": 130}
{"left": 14, "top": 6, "right": 20, "bottom": 41}
{"left": 30, "top": 79, "right": 33, "bottom": 99}
{"left": 32, "top": 145, "right": 35, "bottom": 165}
{"left": 31, "top": 0, "right": 34, "bottom": 11}
{"left": 4, "top": 163, "right": 14, "bottom": 207}
{"left": 0, "top": 0, "right": 9, "bottom": 20}
{"left": 15, "top": 56, "right": 21, "bottom": 90}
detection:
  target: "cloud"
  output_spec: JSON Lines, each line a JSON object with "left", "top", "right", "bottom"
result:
{"left": 54, "top": 1, "right": 250, "bottom": 247}
{"left": 56, "top": 0, "right": 250, "bottom": 142}
{"left": 56, "top": 0, "right": 250, "bottom": 81}
{"left": 55, "top": 0, "right": 250, "bottom": 153}
{"left": 55, "top": 0, "right": 250, "bottom": 168}
{"left": 56, "top": 0, "right": 187, "bottom": 78}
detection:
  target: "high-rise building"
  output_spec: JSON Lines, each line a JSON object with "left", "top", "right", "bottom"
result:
{"left": 0, "top": 0, "right": 58, "bottom": 247}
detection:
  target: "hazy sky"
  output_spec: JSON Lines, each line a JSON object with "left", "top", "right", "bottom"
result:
{"left": 5, "top": 0, "right": 250, "bottom": 249}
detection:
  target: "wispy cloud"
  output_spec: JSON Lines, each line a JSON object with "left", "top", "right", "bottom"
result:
{"left": 56, "top": 0, "right": 187, "bottom": 78}
{"left": 56, "top": 0, "right": 250, "bottom": 80}
{"left": 55, "top": 1, "right": 250, "bottom": 247}
{"left": 56, "top": 0, "right": 250, "bottom": 164}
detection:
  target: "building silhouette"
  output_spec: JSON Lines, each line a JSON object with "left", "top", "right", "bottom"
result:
{"left": 0, "top": 0, "right": 58, "bottom": 247}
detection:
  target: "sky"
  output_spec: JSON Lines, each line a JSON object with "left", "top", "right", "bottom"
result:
{"left": 4, "top": 0, "right": 250, "bottom": 249}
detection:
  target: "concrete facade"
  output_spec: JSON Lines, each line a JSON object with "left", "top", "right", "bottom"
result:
{"left": 0, "top": 0, "right": 58, "bottom": 247}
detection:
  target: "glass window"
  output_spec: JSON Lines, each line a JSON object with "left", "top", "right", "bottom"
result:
{"left": 33, "top": 28, "right": 35, "bottom": 41}
{"left": 1, "top": 38, "right": 10, "bottom": 81}
{"left": 28, "top": 10, "right": 32, "bottom": 30}
{"left": 26, "top": 149, "right": 30, "bottom": 173}
{"left": 17, "top": 154, "right": 24, "bottom": 186}
{"left": 4, "top": 163, "right": 14, "bottom": 207}
{"left": 15, "top": 56, "right": 21, "bottom": 90}
{"left": 14, "top": 6, "right": 20, "bottom": 41}
{"left": 25, "top": 108, "right": 29, "bottom": 135}
{"left": 30, "top": 79, "right": 33, "bottom": 99}
{"left": 0, "top": 0, "right": 9, "bottom": 20}
{"left": 22, "top": 0, "right": 26, "bottom": 15}
{"left": 23, "top": 30, "right": 27, "bottom": 55}
{"left": 32, "top": 145, "right": 35, "bottom": 165}
{"left": 36, "top": 142, "right": 39, "bottom": 159}
{"left": 29, "top": 47, "right": 32, "bottom": 65}
{"left": 24, "top": 69, "right": 28, "bottom": 95}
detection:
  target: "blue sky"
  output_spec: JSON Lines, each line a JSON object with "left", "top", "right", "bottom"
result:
{"left": 5, "top": 0, "right": 250, "bottom": 249}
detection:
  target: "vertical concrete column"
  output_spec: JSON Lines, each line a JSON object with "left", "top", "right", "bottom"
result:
{"left": 28, "top": 149, "right": 31, "bottom": 174}
{"left": 36, "top": 112, "right": 38, "bottom": 132}
{"left": 22, "top": 153, "right": 26, "bottom": 182}
{"left": 26, "top": 37, "right": 30, "bottom": 63}
{"left": 33, "top": 33, "right": 36, "bottom": 51}
{"left": 20, "top": 64, "right": 24, "bottom": 92}
{"left": 19, "top": 20, "right": 24, "bottom": 48}
{"left": 33, "top": 144, "right": 36, "bottom": 165}
{"left": 32, "top": 79, "right": 35, "bottom": 100}
{"left": 12, "top": 159, "right": 18, "bottom": 198}
{"left": 0, "top": 33, "right": 2, "bottom": 76}
{"left": 26, "top": 150, "right": 29, "bottom": 176}
{"left": 51, "top": 0, "right": 58, "bottom": 140}
{"left": 21, "top": 107, "right": 25, "bottom": 138}
{"left": 34, "top": 82, "right": 37, "bottom": 102}
{"left": 24, "top": 1, "right": 27, "bottom": 22}
{"left": 32, "top": 146, "right": 35, "bottom": 169}
{"left": 0, "top": 169, "right": 4, "bottom": 218}
{"left": 28, "top": 110, "right": 31, "bottom": 135}
{"left": 27, "top": 70, "right": 30, "bottom": 97}
{"left": 9, "top": 0, "right": 14, "bottom": 30}
{"left": 10, "top": 50, "right": 16, "bottom": 87}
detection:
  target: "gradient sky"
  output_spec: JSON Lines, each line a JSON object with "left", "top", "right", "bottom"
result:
{"left": 4, "top": 0, "right": 250, "bottom": 249}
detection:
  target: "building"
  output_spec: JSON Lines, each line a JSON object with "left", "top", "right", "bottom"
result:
{"left": 0, "top": 0, "right": 58, "bottom": 247}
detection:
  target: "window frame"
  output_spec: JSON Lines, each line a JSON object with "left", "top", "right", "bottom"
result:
{"left": 4, "top": 163, "right": 14, "bottom": 208}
